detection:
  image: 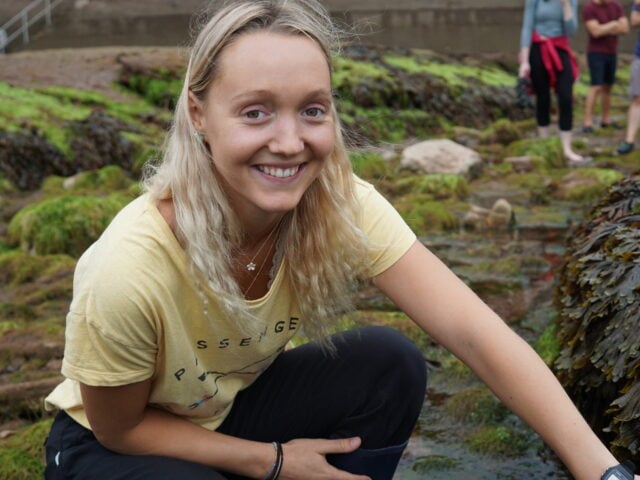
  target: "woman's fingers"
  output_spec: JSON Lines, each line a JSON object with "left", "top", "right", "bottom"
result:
{"left": 315, "top": 436, "right": 362, "bottom": 455}
{"left": 280, "top": 437, "right": 371, "bottom": 480}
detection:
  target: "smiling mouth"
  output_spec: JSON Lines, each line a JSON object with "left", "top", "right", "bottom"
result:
{"left": 257, "top": 164, "right": 302, "bottom": 178}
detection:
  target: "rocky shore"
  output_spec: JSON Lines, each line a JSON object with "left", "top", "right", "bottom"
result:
{"left": 0, "top": 44, "right": 638, "bottom": 479}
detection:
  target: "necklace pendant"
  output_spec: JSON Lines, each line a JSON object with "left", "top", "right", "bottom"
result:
{"left": 246, "top": 261, "right": 257, "bottom": 271}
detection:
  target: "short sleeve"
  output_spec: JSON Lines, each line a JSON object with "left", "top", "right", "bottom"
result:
{"left": 61, "top": 243, "right": 159, "bottom": 387}
{"left": 61, "top": 310, "right": 157, "bottom": 387}
{"left": 355, "top": 177, "right": 417, "bottom": 277}
{"left": 520, "top": 0, "right": 536, "bottom": 48}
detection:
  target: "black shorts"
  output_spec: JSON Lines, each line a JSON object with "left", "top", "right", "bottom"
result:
{"left": 587, "top": 52, "right": 617, "bottom": 86}
{"left": 44, "top": 326, "right": 427, "bottom": 480}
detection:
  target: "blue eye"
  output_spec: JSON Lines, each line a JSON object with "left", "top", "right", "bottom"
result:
{"left": 303, "top": 107, "right": 325, "bottom": 118}
{"left": 244, "top": 110, "right": 266, "bottom": 120}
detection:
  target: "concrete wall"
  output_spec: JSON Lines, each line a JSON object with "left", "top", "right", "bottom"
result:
{"left": 2, "top": 0, "right": 638, "bottom": 54}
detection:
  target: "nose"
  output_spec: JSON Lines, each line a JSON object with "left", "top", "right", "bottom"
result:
{"left": 268, "top": 115, "right": 304, "bottom": 156}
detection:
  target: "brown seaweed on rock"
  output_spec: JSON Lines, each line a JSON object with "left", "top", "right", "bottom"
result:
{"left": 0, "top": 111, "right": 138, "bottom": 192}
{"left": 554, "top": 175, "right": 640, "bottom": 462}
{"left": 69, "top": 111, "right": 137, "bottom": 173}
{"left": 0, "top": 130, "right": 71, "bottom": 190}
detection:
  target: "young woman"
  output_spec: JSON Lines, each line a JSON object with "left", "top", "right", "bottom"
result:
{"left": 518, "top": 0, "right": 590, "bottom": 167}
{"left": 44, "top": 1, "right": 637, "bottom": 479}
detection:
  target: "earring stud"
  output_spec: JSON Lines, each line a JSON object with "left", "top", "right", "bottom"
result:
{"left": 194, "top": 131, "right": 205, "bottom": 144}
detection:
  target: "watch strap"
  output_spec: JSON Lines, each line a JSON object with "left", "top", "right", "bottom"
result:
{"left": 601, "top": 461, "right": 635, "bottom": 480}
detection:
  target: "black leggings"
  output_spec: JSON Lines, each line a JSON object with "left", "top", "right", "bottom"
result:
{"left": 44, "top": 326, "right": 427, "bottom": 480}
{"left": 530, "top": 42, "right": 575, "bottom": 131}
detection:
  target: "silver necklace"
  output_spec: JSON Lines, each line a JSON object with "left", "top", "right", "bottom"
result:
{"left": 242, "top": 235, "right": 278, "bottom": 297}
{"left": 197, "top": 220, "right": 283, "bottom": 314}
{"left": 244, "top": 220, "right": 281, "bottom": 272}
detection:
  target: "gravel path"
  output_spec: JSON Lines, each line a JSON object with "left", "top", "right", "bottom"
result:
{"left": 0, "top": 46, "right": 185, "bottom": 99}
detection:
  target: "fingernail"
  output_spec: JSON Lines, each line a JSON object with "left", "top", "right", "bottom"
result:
{"left": 350, "top": 437, "right": 360, "bottom": 447}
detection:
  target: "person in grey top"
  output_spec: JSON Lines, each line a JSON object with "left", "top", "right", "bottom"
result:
{"left": 518, "top": 0, "right": 590, "bottom": 167}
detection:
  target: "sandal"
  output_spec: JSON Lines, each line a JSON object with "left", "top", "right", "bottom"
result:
{"left": 616, "top": 141, "right": 634, "bottom": 155}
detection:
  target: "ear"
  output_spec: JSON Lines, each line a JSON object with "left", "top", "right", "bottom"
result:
{"left": 188, "top": 90, "right": 206, "bottom": 132}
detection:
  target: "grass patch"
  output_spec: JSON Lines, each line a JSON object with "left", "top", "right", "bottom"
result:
{"left": 0, "top": 418, "right": 52, "bottom": 480}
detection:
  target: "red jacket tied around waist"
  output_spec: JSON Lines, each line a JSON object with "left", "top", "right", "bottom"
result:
{"left": 532, "top": 31, "right": 579, "bottom": 91}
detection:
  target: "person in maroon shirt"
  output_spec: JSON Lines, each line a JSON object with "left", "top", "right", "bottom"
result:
{"left": 582, "top": 0, "right": 629, "bottom": 132}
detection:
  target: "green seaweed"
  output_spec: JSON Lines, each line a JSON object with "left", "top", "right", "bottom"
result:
{"left": 7, "top": 193, "right": 134, "bottom": 257}
{"left": 0, "top": 419, "right": 52, "bottom": 480}
{"left": 384, "top": 54, "right": 514, "bottom": 88}
{"left": 466, "top": 425, "right": 531, "bottom": 457}
{"left": 446, "top": 386, "right": 509, "bottom": 425}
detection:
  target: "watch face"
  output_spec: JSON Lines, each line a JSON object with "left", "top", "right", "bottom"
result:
{"left": 606, "top": 474, "right": 627, "bottom": 480}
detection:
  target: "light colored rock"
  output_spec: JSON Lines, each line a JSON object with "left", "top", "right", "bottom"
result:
{"left": 487, "top": 198, "right": 513, "bottom": 228}
{"left": 63, "top": 173, "right": 81, "bottom": 189}
{"left": 400, "top": 139, "right": 482, "bottom": 177}
{"left": 463, "top": 198, "right": 514, "bottom": 230}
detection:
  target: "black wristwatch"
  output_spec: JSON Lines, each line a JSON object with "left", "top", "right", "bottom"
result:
{"left": 601, "top": 461, "right": 635, "bottom": 480}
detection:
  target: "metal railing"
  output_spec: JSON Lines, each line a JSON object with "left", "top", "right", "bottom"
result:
{"left": 1, "top": 0, "right": 66, "bottom": 53}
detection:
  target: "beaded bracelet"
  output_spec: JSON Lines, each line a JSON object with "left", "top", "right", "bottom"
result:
{"left": 262, "top": 441, "right": 283, "bottom": 480}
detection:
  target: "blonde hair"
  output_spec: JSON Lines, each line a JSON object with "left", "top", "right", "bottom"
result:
{"left": 144, "top": 0, "right": 369, "bottom": 343}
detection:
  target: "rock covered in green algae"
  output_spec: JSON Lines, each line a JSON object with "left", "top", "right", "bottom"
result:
{"left": 554, "top": 175, "right": 640, "bottom": 462}
{"left": 7, "top": 192, "right": 133, "bottom": 257}
{"left": 0, "top": 79, "right": 165, "bottom": 192}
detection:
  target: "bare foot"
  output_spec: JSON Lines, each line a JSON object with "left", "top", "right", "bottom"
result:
{"left": 566, "top": 153, "right": 593, "bottom": 168}
{"left": 564, "top": 150, "right": 583, "bottom": 163}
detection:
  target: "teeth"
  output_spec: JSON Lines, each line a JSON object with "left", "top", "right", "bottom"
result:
{"left": 257, "top": 165, "right": 300, "bottom": 178}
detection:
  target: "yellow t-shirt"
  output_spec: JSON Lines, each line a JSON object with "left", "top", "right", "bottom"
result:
{"left": 44, "top": 176, "right": 416, "bottom": 430}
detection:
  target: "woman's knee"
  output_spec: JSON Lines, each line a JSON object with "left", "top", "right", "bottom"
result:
{"left": 332, "top": 326, "right": 427, "bottom": 446}
{"left": 345, "top": 326, "right": 427, "bottom": 398}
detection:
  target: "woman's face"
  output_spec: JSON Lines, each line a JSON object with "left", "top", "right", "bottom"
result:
{"left": 190, "top": 31, "right": 336, "bottom": 224}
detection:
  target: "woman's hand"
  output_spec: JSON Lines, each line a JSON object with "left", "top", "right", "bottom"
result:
{"left": 517, "top": 47, "right": 530, "bottom": 79}
{"left": 279, "top": 437, "right": 370, "bottom": 480}
{"left": 518, "top": 61, "right": 531, "bottom": 79}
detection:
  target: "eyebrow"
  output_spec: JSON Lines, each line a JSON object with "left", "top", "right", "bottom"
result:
{"left": 230, "top": 88, "right": 333, "bottom": 104}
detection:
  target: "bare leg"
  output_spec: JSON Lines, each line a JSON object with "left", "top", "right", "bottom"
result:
{"left": 538, "top": 126, "right": 550, "bottom": 138}
{"left": 625, "top": 97, "right": 640, "bottom": 143}
{"left": 583, "top": 85, "right": 601, "bottom": 128}
{"left": 559, "top": 130, "right": 584, "bottom": 164}
{"left": 600, "top": 85, "right": 612, "bottom": 125}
